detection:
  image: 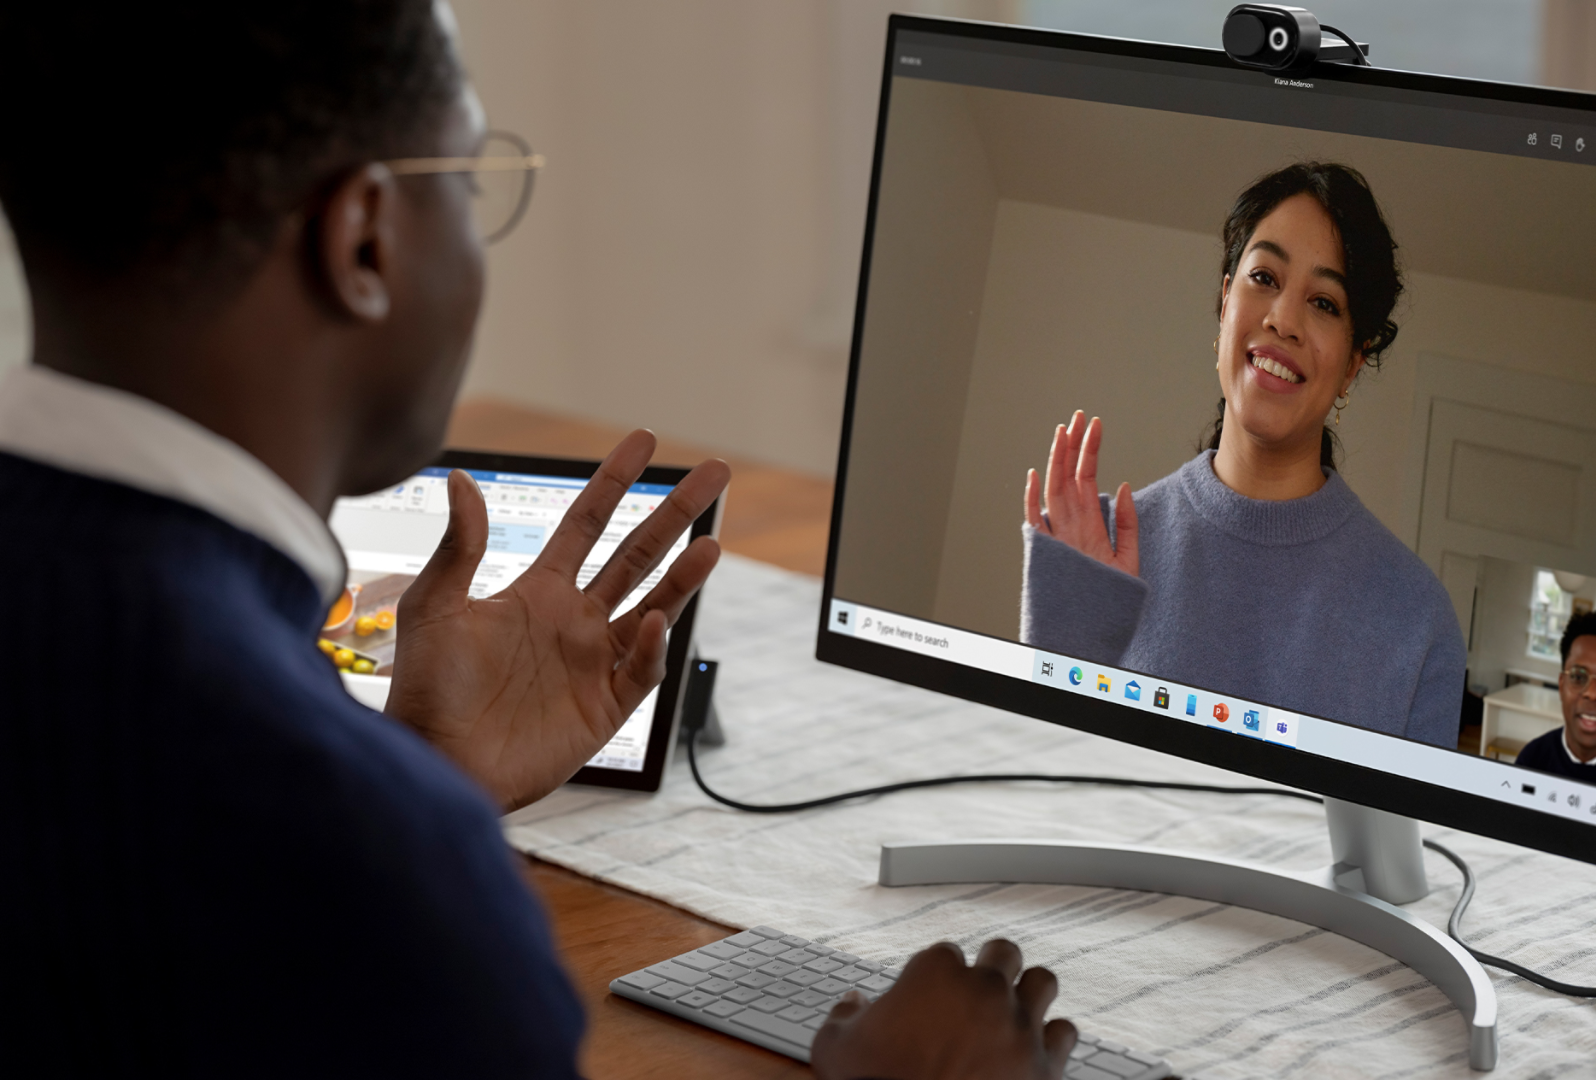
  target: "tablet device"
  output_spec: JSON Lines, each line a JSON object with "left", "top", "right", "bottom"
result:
{"left": 324, "top": 448, "right": 719, "bottom": 793}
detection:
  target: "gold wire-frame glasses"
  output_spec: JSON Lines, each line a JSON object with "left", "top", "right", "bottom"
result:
{"left": 386, "top": 130, "right": 544, "bottom": 245}
{"left": 1563, "top": 665, "right": 1592, "bottom": 692}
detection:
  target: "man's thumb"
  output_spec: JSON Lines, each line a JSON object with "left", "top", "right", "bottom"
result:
{"left": 403, "top": 469, "right": 488, "bottom": 617}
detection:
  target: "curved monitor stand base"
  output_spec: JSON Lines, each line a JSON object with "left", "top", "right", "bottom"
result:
{"left": 878, "top": 798, "right": 1497, "bottom": 1071}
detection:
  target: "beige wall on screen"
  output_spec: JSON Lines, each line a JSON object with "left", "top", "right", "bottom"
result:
{"left": 830, "top": 77, "right": 1001, "bottom": 614}
{"left": 930, "top": 203, "right": 1220, "bottom": 637}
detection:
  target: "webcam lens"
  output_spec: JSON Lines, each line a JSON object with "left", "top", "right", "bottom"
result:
{"left": 1268, "top": 26, "right": 1290, "bottom": 51}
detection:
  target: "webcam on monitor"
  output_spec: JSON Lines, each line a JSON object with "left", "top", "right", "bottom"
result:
{"left": 1222, "top": 4, "right": 1369, "bottom": 72}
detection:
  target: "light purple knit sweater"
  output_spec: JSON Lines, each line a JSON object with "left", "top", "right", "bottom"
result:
{"left": 1020, "top": 451, "right": 1465, "bottom": 747}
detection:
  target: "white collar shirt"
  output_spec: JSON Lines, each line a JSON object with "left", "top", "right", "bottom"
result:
{"left": 0, "top": 364, "right": 345, "bottom": 607}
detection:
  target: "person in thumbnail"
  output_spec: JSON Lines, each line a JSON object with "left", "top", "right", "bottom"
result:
{"left": 1513, "top": 612, "right": 1596, "bottom": 780}
{"left": 1020, "top": 162, "right": 1465, "bottom": 748}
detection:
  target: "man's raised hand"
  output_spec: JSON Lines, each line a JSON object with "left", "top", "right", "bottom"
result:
{"left": 382, "top": 430, "right": 729, "bottom": 810}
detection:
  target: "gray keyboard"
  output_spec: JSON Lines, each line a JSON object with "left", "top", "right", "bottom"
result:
{"left": 610, "top": 923, "right": 1173, "bottom": 1079}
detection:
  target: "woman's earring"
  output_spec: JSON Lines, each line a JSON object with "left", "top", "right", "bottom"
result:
{"left": 1334, "top": 388, "right": 1351, "bottom": 426}
{"left": 1212, "top": 336, "right": 1219, "bottom": 354}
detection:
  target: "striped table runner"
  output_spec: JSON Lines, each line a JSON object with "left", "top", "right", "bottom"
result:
{"left": 505, "top": 554, "right": 1596, "bottom": 1078}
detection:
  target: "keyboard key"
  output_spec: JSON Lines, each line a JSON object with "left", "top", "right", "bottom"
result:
{"left": 723, "top": 986, "right": 764, "bottom": 1005}
{"left": 785, "top": 970, "right": 824, "bottom": 987}
{"left": 778, "top": 935, "right": 810, "bottom": 948}
{"left": 725, "top": 931, "right": 765, "bottom": 948}
{"left": 699, "top": 941, "right": 747, "bottom": 960}
{"left": 730, "top": 952, "right": 765, "bottom": 968}
{"left": 673, "top": 952, "right": 722, "bottom": 972}
{"left": 645, "top": 962, "right": 708, "bottom": 987}
{"left": 616, "top": 971, "right": 665, "bottom": 991}
{"left": 832, "top": 967, "right": 870, "bottom": 983}
{"left": 751, "top": 940, "right": 791, "bottom": 957}
{"left": 763, "top": 981, "right": 801, "bottom": 998}
{"left": 1066, "top": 1064, "right": 1120, "bottom": 1080}
{"left": 776, "top": 1005, "right": 817, "bottom": 1023}
{"left": 758, "top": 960, "right": 797, "bottom": 978}
{"left": 812, "top": 978, "right": 851, "bottom": 995}
{"left": 651, "top": 982, "right": 690, "bottom": 1000}
{"left": 1083, "top": 1052, "right": 1145, "bottom": 1079}
{"left": 1097, "top": 1040, "right": 1128, "bottom": 1055}
{"left": 790, "top": 989, "right": 831, "bottom": 1008}
{"left": 803, "top": 1014, "right": 828, "bottom": 1030}
{"left": 709, "top": 963, "right": 745, "bottom": 980}
{"left": 736, "top": 972, "right": 777, "bottom": 990}
{"left": 807, "top": 944, "right": 835, "bottom": 957}
{"left": 730, "top": 1010, "right": 812, "bottom": 1047}
{"left": 779, "top": 949, "right": 819, "bottom": 965}
{"left": 704, "top": 1000, "right": 744, "bottom": 1019}
{"left": 831, "top": 953, "right": 861, "bottom": 965}
{"left": 859, "top": 974, "right": 895, "bottom": 993}
{"left": 699, "top": 978, "right": 736, "bottom": 995}
{"left": 1127, "top": 1051, "right": 1163, "bottom": 1066}
{"left": 803, "top": 957, "right": 844, "bottom": 974}
{"left": 856, "top": 961, "right": 883, "bottom": 972}
{"left": 748, "top": 996, "right": 789, "bottom": 1014}
{"left": 677, "top": 990, "right": 717, "bottom": 1009}
{"left": 750, "top": 926, "right": 784, "bottom": 939}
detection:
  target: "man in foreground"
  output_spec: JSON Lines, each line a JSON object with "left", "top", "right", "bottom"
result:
{"left": 0, "top": 3, "right": 1074, "bottom": 1076}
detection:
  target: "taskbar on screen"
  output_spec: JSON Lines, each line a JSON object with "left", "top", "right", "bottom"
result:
{"left": 825, "top": 598, "right": 1596, "bottom": 825}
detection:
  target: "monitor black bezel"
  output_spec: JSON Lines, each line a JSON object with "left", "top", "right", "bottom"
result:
{"left": 437, "top": 448, "right": 717, "bottom": 794}
{"left": 816, "top": 14, "right": 1596, "bottom": 865}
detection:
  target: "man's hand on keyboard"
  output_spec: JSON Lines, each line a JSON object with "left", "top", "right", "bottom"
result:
{"left": 809, "top": 938, "right": 1076, "bottom": 1080}
{"left": 383, "top": 429, "right": 728, "bottom": 810}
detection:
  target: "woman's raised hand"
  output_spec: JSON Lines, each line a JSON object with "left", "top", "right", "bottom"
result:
{"left": 1024, "top": 411, "right": 1139, "bottom": 577}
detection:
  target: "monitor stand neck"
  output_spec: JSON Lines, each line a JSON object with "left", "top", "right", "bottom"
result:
{"left": 878, "top": 797, "right": 1497, "bottom": 1071}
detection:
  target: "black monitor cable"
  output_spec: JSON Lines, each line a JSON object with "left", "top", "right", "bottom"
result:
{"left": 682, "top": 721, "right": 1595, "bottom": 999}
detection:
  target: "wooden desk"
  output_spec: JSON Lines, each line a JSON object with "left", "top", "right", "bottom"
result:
{"left": 446, "top": 399, "right": 828, "bottom": 1079}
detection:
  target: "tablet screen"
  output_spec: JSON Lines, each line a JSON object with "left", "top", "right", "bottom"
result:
{"left": 326, "top": 460, "right": 690, "bottom": 776}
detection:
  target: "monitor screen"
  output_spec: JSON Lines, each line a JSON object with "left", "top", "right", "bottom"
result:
{"left": 328, "top": 459, "right": 690, "bottom": 777}
{"left": 819, "top": 17, "right": 1596, "bottom": 861}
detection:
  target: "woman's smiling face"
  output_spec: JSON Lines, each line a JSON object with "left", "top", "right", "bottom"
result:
{"left": 1217, "top": 192, "right": 1365, "bottom": 452}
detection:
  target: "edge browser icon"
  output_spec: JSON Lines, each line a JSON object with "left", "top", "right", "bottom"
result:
{"left": 1068, "top": 667, "right": 1083, "bottom": 686}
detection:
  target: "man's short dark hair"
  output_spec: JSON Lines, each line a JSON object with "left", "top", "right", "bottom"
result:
{"left": 1562, "top": 610, "right": 1596, "bottom": 667}
{"left": 0, "top": 2, "right": 460, "bottom": 297}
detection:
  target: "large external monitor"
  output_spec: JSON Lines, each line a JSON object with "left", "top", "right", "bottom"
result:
{"left": 816, "top": 15, "right": 1596, "bottom": 1065}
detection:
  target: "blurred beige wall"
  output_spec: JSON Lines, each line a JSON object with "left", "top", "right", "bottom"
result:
{"left": 448, "top": 0, "right": 1015, "bottom": 476}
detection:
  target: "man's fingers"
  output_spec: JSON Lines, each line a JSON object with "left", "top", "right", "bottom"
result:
{"left": 1015, "top": 965, "right": 1059, "bottom": 1027}
{"left": 1042, "top": 1018, "right": 1079, "bottom": 1073}
{"left": 401, "top": 469, "right": 488, "bottom": 620}
{"left": 583, "top": 458, "right": 729, "bottom": 611}
{"left": 608, "top": 536, "right": 721, "bottom": 654}
{"left": 610, "top": 608, "right": 669, "bottom": 717}
{"left": 973, "top": 938, "right": 1023, "bottom": 985}
{"left": 825, "top": 989, "right": 870, "bottom": 1025}
{"left": 535, "top": 430, "right": 657, "bottom": 581}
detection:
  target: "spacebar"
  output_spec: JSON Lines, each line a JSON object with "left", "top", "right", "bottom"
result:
{"left": 728, "top": 1010, "right": 812, "bottom": 1047}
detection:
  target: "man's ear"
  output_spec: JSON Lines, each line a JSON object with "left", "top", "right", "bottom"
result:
{"left": 317, "top": 163, "right": 399, "bottom": 322}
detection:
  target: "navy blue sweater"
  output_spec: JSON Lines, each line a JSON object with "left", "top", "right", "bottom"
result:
{"left": 0, "top": 453, "right": 583, "bottom": 1076}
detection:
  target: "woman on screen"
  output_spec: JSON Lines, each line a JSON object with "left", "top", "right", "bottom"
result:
{"left": 1018, "top": 162, "right": 1465, "bottom": 748}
